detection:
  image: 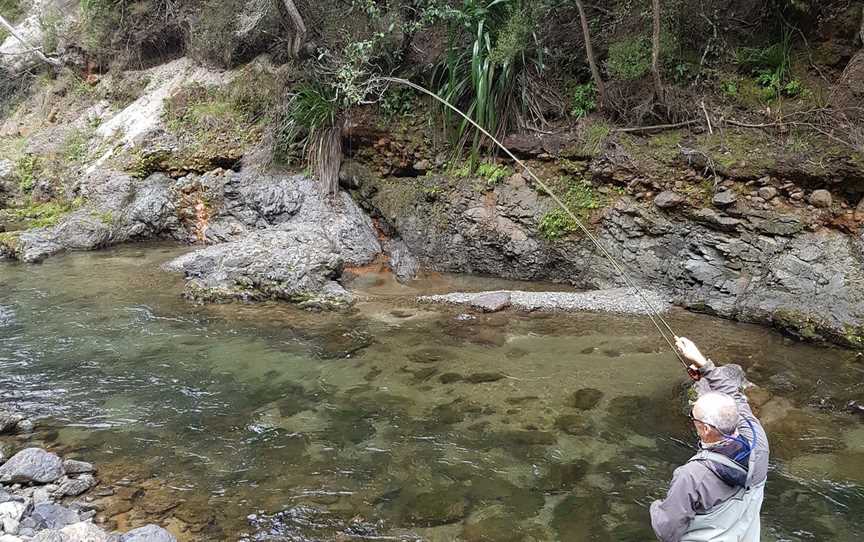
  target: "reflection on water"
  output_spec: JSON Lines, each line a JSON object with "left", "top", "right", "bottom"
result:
{"left": 1, "top": 243, "right": 863, "bottom": 541}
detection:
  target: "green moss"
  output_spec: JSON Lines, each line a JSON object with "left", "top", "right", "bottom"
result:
{"left": 773, "top": 309, "right": 823, "bottom": 342}
{"left": 4, "top": 200, "right": 77, "bottom": 229}
{"left": 15, "top": 155, "right": 41, "bottom": 193}
{"left": 92, "top": 210, "right": 114, "bottom": 225}
{"left": 843, "top": 325, "right": 864, "bottom": 349}
{"left": 0, "top": 231, "right": 20, "bottom": 252}
{"left": 537, "top": 177, "right": 606, "bottom": 240}
{"left": 696, "top": 131, "right": 775, "bottom": 175}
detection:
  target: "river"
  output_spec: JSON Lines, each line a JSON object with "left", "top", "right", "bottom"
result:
{"left": 1, "top": 244, "right": 862, "bottom": 540}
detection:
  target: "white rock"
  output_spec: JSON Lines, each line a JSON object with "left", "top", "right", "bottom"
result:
{"left": 60, "top": 521, "right": 112, "bottom": 542}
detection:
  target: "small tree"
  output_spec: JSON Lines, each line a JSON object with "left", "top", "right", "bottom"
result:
{"left": 651, "top": 0, "right": 664, "bottom": 102}
{"left": 575, "top": 0, "right": 605, "bottom": 108}
{"left": 280, "top": 0, "right": 306, "bottom": 57}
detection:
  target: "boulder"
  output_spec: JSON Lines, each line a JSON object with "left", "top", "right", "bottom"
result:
{"left": 712, "top": 190, "right": 738, "bottom": 208}
{"left": 809, "top": 189, "right": 833, "bottom": 208}
{"left": 654, "top": 190, "right": 685, "bottom": 209}
{"left": 0, "top": 449, "right": 64, "bottom": 484}
{"left": 120, "top": 525, "right": 177, "bottom": 542}
{"left": 163, "top": 226, "right": 350, "bottom": 305}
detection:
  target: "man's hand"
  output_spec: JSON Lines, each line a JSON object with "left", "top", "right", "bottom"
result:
{"left": 675, "top": 336, "right": 708, "bottom": 368}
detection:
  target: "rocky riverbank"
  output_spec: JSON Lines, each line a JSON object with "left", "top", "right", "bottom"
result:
{"left": 0, "top": 412, "right": 176, "bottom": 542}
{"left": 0, "top": 50, "right": 862, "bottom": 347}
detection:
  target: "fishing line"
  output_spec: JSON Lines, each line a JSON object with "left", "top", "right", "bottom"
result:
{"left": 377, "top": 76, "right": 689, "bottom": 370}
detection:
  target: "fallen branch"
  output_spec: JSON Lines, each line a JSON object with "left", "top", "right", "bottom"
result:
{"left": 701, "top": 100, "right": 713, "bottom": 135}
{"left": 0, "top": 15, "right": 62, "bottom": 68}
{"left": 612, "top": 120, "right": 700, "bottom": 133}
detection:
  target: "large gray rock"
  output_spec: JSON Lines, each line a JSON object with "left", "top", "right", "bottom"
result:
{"left": 163, "top": 172, "right": 383, "bottom": 304}
{"left": 58, "top": 521, "right": 113, "bottom": 542}
{"left": 29, "top": 503, "right": 79, "bottom": 530}
{"left": 120, "top": 525, "right": 177, "bottom": 542}
{"left": 164, "top": 226, "right": 352, "bottom": 305}
{"left": 0, "top": 449, "right": 64, "bottom": 484}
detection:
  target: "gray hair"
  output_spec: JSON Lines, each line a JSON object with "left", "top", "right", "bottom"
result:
{"left": 693, "top": 392, "right": 739, "bottom": 434}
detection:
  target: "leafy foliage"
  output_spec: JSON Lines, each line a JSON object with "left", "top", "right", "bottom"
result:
{"left": 538, "top": 208, "right": 576, "bottom": 240}
{"left": 538, "top": 177, "right": 603, "bottom": 240}
{"left": 607, "top": 37, "right": 652, "bottom": 80}
{"left": 734, "top": 28, "right": 805, "bottom": 100}
{"left": 433, "top": 0, "right": 544, "bottom": 164}
{"left": 570, "top": 82, "right": 597, "bottom": 119}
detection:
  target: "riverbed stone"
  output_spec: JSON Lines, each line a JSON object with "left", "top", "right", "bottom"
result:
{"left": 0, "top": 412, "right": 24, "bottom": 435}
{"left": 120, "top": 524, "right": 177, "bottom": 542}
{"left": 554, "top": 414, "right": 593, "bottom": 436}
{"left": 469, "top": 292, "right": 511, "bottom": 312}
{"left": 59, "top": 521, "right": 113, "bottom": 542}
{"left": 809, "top": 189, "right": 833, "bottom": 208}
{"left": 465, "top": 372, "right": 505, "bottom": 384}
{"left": 62, "top": 460, "right": 96, "bottom": 475}
{"left": 0, "top": 449, "right": 65, "bottom": 484}
{"left": 54, "top": 474, "right": 97, "bottom": 498}
{"left": 29, "top": 503, "right": 80, "bottom": 530}
{"left": 568, "top": 388, "right": 604, "bottom": 410}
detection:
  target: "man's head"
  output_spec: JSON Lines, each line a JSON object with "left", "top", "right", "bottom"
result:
{"left": 691, "top": 392, "right": 739, "bottom": 444}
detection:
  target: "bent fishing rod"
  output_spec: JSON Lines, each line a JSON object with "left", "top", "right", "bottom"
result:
{"left": 376, "top": 76, "right": 697, "bottom": 378}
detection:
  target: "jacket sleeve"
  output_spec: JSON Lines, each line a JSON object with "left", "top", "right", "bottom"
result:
{"left": 650, "top": 466, "right": 700, "bottom": 542}
{"left": 698, "top": 360, "right": 755, "bottom": 419}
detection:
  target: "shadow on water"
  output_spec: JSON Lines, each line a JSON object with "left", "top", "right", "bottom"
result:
{"left": 1, "top": 244, "right": 863, "bottom": 541}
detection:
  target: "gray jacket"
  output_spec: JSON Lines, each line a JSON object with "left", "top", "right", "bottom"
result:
{"left": 649, "top": 361, "right": 770, "bottom": 542}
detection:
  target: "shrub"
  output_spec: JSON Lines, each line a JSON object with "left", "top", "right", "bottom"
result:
{"left": 607, "top": 37, "right": 651, "bottom": 80}
{"left": 570, "top": 82, "right": 597, "bottom": 119}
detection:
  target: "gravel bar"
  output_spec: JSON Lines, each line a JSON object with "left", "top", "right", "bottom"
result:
{"left": 419, "top": 287, "right": 672, "bottom": 315}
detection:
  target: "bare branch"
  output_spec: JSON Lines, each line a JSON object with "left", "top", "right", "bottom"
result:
{"left": 0, "top": 14, "right": 62, "bottom": 68}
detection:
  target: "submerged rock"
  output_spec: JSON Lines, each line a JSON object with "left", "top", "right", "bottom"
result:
{"left": 568, "top": 388, "right": 604, "bottom": 410}
{"left": 0, "top": 449, "right": 65, "bottom": 485}
{"left": 120, "top": 524, "right": 177, "bottom": 542}
{"left": 0, "top": 412, "right": 25, "bottom": 435}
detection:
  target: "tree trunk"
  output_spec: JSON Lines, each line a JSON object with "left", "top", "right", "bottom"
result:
{"left": 575, "top": 0, "right": 605, "bottom": 108}
{"left": 651, "top": 0, "right": 664, "bottom": 102}
{"left": 281, "top": 0, "right": 307, "bottom": 58}
{"left": 0, "top": 14, "right": 62, "bottom": 68}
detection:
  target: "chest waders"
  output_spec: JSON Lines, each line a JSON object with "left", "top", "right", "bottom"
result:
{"left": 681, "top": 448, "right": 765, "bottom": 542}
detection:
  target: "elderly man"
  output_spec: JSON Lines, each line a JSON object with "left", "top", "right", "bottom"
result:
{"left": 650, "top": 337, "right": 770, "bottom": 542}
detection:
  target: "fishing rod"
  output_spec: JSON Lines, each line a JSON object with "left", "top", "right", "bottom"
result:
{"left": 377, "top": 76, "right": 696, "bottom": 377}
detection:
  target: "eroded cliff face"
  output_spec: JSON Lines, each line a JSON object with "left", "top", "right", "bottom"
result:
{"left": 348, "top": 135, "right": 864, "bottom": 347}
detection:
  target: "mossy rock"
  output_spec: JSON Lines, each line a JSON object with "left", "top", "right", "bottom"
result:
{"left": 399, "top": 488, "right": 468, "bottom": 527}
{"left": 551, "top": 490, "right": 611, "bottom": 541}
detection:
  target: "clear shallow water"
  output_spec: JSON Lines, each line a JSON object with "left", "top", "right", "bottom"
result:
{"left": 1, "top": 244, "right": 863, "bottom": 541}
